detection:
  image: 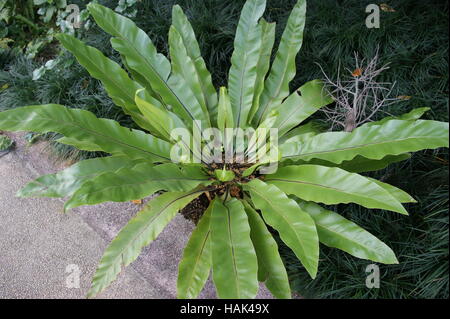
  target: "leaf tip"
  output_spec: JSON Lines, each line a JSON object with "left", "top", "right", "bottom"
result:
{"left": 16, "top": 188, "right": 27, "bottom": 198}
{"left": 63, "top": 202, "right": 74, "bottom": 213}
{"left": 86, "top": 2, "right": 100, "bottom": 12}
{"left": 86, "top": 287, "right": 98, "bottom": 299}
{"left": 172, "top": 4, "right": 183, "bottom": 14}
{"left": 308, "top": 270, "right": 318, "bottom": 280}
{"left": 386, "top": 254, "right": 400, "bottom": 265}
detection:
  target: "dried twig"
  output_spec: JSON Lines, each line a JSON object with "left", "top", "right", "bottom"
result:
{"left": 317, "top": 49, "right": 399, "bottom": 131}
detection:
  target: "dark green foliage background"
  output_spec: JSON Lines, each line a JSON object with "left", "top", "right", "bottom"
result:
{"left": 0, "top": 0, "right": 448, "bottom": 298}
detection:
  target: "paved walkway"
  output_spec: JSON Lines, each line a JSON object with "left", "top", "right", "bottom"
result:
{"left": 0, "top": 133, "right": 272, "bottom": 299}
{"left": 0, "top": 141, "right": 159, "bottom": 298}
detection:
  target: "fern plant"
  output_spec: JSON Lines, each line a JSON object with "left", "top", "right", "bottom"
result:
{"left": 0, "top": 0, "right": 448, "bottom": 299}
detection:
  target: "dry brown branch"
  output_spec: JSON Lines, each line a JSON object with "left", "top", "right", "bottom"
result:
{"left": 317, "top": 50, "right": 400, "bottom": 131}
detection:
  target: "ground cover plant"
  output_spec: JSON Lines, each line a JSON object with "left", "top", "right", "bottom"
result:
{"left": 0, "top": 133, "right": 13, "bottom": 151}
{"left": 0, "top": 0, "right": 448, "bottom": 299}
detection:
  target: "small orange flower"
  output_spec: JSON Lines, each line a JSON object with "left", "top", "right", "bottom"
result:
{"left": 352, "top": 68, "right": 363, "bottom": 77}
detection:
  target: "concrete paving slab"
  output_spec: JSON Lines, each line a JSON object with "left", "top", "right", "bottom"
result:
{"left": 0, "top": 149, "right": 157, "bottom": 298}
{"left": 0, "top": 132, "right": 274, "bottom": 299}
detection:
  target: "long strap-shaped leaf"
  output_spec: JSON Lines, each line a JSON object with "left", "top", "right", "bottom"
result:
{"left": 297, "top": 201, "right": 399, "bottom": 264}
{"left": 286, "top": 154, "right": 412, "bottom": 173}
{"left": 135, "top": 91, "right": 206, "bottom": 164}
{"left": 0, "top": 104, "right": 172, "bottom": 162}
{"left": 17, "top": 156, "right": 142, "bottom": 198}
{"left": 243, "top": 179, "right": 319, "bottom": 279}
{"left": 87, "top": 190, "right": 203, "bottom": 298}
{"left": 247, "top": 18, "right": 276, "bottom": 125}
{"left": 87, "top": 3, "right": 170, "bottom": 94}
{"left": 210, "top": 198, "right": 259, "bottom": 299}
{"left": 55, "top": 34, "right": 153, "bottom": 132}
{"left": 279, "top": 120, "right": 320, "bottom": 144}
{"left": 88, "top": 3, "right": 205, "bottom": 129}
{"left": 281, "top": 119, "right": 449, "bottom": 163}
{"left": 55, "top": 33, "right": 140, "bottom": 112}
{"left": 265, "top": 165, "right": 408, "bottom": 214}
{"left": 168, "top": 26, "right": 211, "bottom": 128}
{"left": 217, "top": 87, "right": 234, "bottom": 133}
{"left": 367, "top": 177, "right": 416, "bottom": 203}
{"left": 177, "top": 202, "right": 213, "bottom": 299}
{"left": 243, "top": 201, "right": 291, "bottom": 299}
{"left": 228, "top": 0, "right": 266, "bottom": 127}
{"left": 273, "top": 79, "right": 333, "bottom": 136}
{"left": 135, "top": 89, "right": 189, "bottom": 141}
{"left": 56, "top": 136, "right": 106, "bottom": 152}
{"left": 64, "top": 163, "right": 211, "bottom": 210}
{"left": 253, "top": 0, "right": 307, "bottom": 125}
{"left": 172, "top": 5, "right": 218, "bottom": 125}
{"left": 363, "top": 107, "right": 430, "bottom": 127}
{"left": 313, "top": 154, "right": 412, "bottom": 173}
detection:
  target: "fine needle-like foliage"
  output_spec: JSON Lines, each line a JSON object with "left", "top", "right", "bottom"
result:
{"left": 0, "top": 0, "right": 448, "bottom": 299}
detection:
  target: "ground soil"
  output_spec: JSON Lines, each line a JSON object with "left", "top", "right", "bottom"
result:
{"left": 179, "top": 193, "right": 210, "bottom": 225}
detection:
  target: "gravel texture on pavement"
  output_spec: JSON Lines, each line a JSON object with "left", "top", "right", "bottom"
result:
{"left": 0, "top": 132, "right": 273, "bottom": 299}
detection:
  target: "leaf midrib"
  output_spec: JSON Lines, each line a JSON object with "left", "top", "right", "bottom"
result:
{"left": 233, "top": 1, "right": 260, "bottom": 128}
{"left": 224, "top": 202, "right": 241, "bottom": 298}
{"left": 92, "top": 190, "right": 203, "bottom": 292}
{"left": 316, "top": 222, "right": 380, "bottom": 255}
{"left": 62, "top": 35, "right": 138, "bottom": 107}
{"left": 5, "top": 114, "right": 171, "bottom": 160}
{"left": 265, "top": 177, "right": 396, "bottom": 209}
{"left": 312, "top": 213, "right": 392, "bottom": 262}
{"left": 80, "top": 176, "right": 209, "bottom": 200}
{"left": 257, "top": 14, "right": 304, "bottom": 125}
{"left": 247, "top": 184, "right": 314, "bottom": 270}
{"left": 100, "top": 13, "right": 199, "bottom": 123}
{"left": 184, "top": 230, "right": 210, "bottom": 298}
{"left": 282, "top": 135, "right": 443, "bottom": 160}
